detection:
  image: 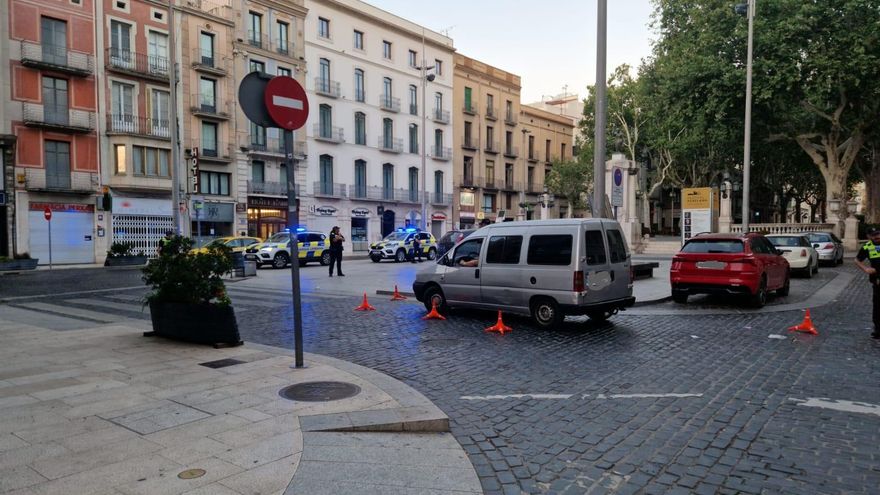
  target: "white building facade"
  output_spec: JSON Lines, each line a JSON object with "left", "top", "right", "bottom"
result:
{"left": 302, "top": 0, "right": 455, "bottom": 252}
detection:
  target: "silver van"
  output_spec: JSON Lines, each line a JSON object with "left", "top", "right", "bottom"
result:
{"left": 412, "top": 219, "right": 635, "bottom": 328}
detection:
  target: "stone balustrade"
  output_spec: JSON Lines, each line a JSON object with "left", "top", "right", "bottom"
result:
{"left": 729, "top": 223, "right": 835, "bottom": 234}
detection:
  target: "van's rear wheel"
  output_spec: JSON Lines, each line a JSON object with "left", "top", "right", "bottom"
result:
{"left": 751, "top": 277, "right": 768, "bottom": 308}
{"left": 531, "top": 297, "right": 563, "bottom": 329}
{"left": 423, "top": 286, "right": 447, "bottom": 313}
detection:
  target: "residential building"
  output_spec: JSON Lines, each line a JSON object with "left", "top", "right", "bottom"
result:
{"left": 528, "top": 91, "right": 582, "bottom": 149}
{"left": 0, "top": 0, "right": 13, "bottom": 257}
{"left": 97, "top": 0, "right": 176, "bottom": 256}
{"left": 452, "top": 54, "right": 522, "bottom": 228}
{"left": 520, "top": 104, "right": 575, "bottom": 218}
{"left": 235, "top": 0, "right": 308, "bottom": 240}
{"left": 6, "top": 0, "right": 101, "bottom": 263}
{"left": 303, "top": 0, "right": 454, "bottom": 251}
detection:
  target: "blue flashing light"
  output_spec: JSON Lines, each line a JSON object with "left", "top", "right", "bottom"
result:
{"left": 295, "top": 227, "right": 306, "bottom": 232}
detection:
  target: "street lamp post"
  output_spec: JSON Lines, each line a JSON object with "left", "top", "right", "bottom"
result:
{"left": 738, "top": 0, "right": 755, "bottom": 232}
{"left": 593, "top": 0, "right": 608, "bottom": 219}
{"left": 418, "top": 29, "right": 435, "bottom": 232}
{"left": 168, "top": 0, "right": 182, "bottom": 232}
{"left": 520, "top": 128, "right": 530, "bottom": 220}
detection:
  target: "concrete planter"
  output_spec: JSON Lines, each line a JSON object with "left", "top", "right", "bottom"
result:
{"left": 147, "top": 301, "right": 242, "bottom": 348}
{"left": 104, "top": 255, "right": 148, "bottom": 267}
{"left": 0, "top": 259, "right": 39, "bottom": 271}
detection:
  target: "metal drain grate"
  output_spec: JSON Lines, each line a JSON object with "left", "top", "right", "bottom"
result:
{"left": 199, "top": 358, "right": 246, "bottom": 369}
{"left": 279, "top": 381, "right": 362, "bottom": 402}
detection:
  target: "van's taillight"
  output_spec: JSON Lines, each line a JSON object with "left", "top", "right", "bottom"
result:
{"left": 800, "top": 249, "right": 807, "bottom": 257}
{"left": 573, "top": 271, "right": 585, "bottom": 292}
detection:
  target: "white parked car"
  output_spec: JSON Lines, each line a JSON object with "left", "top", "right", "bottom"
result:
{"left": 804, "top": 231, "right": 844, "bottom": 265}
{"left": 767, "top": 234, "right": 819, "bottom": 277}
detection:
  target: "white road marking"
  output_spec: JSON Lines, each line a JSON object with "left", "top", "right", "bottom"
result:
{"left": 768, "top": 334, "right": 788, "bottom": 339}
{"left": 461, "top": 394, "right": 572, "bottom": 400}
{"left": 595, "top": 393, "right": 703, "bottom": 400}
{"left": 789, "top": 398, "right": 880, "bottom": 418}
{"left": 273, "top": 95, "right": 304, "bottom": 110}
{"left": 460, "top": 393, "right": 703, "bottom": 401}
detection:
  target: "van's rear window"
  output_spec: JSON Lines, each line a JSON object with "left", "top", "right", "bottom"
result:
{"left": 680, "top": 240, "right": 744, "bottom": 254}
{"left": 527, "top": 235, "right": 572, "bottom": 265}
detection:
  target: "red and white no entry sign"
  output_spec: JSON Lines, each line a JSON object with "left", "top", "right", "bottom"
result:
{"left": 44, "top": 207, "right": 52, "bottom": 221}
{"left": 264, "top": 76, "right": 310, "bottom": 131}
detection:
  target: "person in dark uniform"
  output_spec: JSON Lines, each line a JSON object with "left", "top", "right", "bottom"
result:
{"left": 328, "top": 226, "right": 345, "bottom": 277}
{"left": 855, "top": 227, "right": 880, "bottom": 339}
{"left": 410, "top": 234, "right": 422, "bottom": 263}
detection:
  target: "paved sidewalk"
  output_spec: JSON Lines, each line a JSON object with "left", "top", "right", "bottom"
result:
{"left": 0, "top": 315, "right": 480, "bottom": 495}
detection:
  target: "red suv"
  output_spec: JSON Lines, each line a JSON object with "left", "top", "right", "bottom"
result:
{"left": 670, "top": 233, "right": 790, "bottom": 307}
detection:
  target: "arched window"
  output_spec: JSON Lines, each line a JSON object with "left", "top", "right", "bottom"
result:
{"left": 354, "top": 159, "right": 367, "bottom": 198}
{"left": 319, "top": 104, "right": 332, "bottom": 137}
{"left": 408, "top": 167, "right": 419, "bottom": 202}
{"left": 354, "top": 68, "right": 365, "bottom": 102}
{"left": 408, "top": 123, "right": 418, "bottom": 153}
{"left": 354, "top": 111, "right": 366, "bottom": 145}
{"left": 382, "top": 163, "right": 394, "bottom": 199}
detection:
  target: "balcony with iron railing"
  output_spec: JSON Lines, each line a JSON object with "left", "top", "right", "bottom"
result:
{"left": 461, "top": 135, "right": 480, "bottom": 150}
{"left": 379, "top": 95, "right": 400, "bottom": 112}
{"left": 23, "top": 168, "right": 97, "bottom": 194}
{"left": 313, "top": 181, "right": 347, "bottom": 198}
{"left": 192, "top": 142, "right": 233, "bottom": 162}
{"left": 106, "top": 114, "right": 170, "bottom": 139}
{"left": 502, "top": 180, "right": 522, "bottom": 192}
{"left": 432, "top": 108, "right": 450, "bottom": 125}
{"left": 20, "top": 41, "right": 93, "bottom": 76}
{"left": 431, "top": 145, "right": 452, "bottom": 161}
{"left": 503, "top": 145, "right": 519, "bottom": 158}
{"left": 248, "top": 180, "right": 290, "bottom": 196}
{"left": 314, "top": 77, "right": 341, "bottom": 98}
{"left": 485, "top": 105, "right": 497, "bottom": 121}
{"left": 106, "top": 48, "right": 168, "bottom": 81}
{"left": 348, "top": 185, "right": 384, "bottom": 201}
{"left": 190, "top": 94, "right": 232, "bottom": 119}
{"left": 484, "top": 141, "right": 499, "bottom": 154}
{"left": 526, "top": 182, "right": 543, "bottom": 194}
{"left": 378, "top": 136, "right": 403, "bottom": 153}
{"left": 431, "top": 192, "right": 453, "bottom": 205}
{"left": 245, "top": 136, "right": 284, "bottom": 155}
{"left": 191, "top": 48, "right": 229, "bottom": 76}
{"left": 392, "top": 188, "right": 422, "bottom": 203}
{"left": 527, "top": 150, "right": 542, "bottom": 162}
{"left": 22, "top": 103, "right": 94, "bottom": 133}
{"left": 504, "top": 113, "right": 518, "bottom": 126}
{"left": 462, "top": 102, "right": 478, "bottom": 115}
{"left": 313, "top": 123, "right": 344, "bottom": 143}
{"left": 482, "top": 177, "right": 500, "bottom": 190}
{"left": 458, "top": 175, "right": 481, "bottom": 188}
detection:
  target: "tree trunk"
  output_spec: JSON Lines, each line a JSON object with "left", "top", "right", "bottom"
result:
{"left": 864, "top": 152, "right": 880, "bottom": 223}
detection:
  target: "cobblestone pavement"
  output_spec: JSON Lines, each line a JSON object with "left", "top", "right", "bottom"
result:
{"left": 3, "top": 264, "right": 879, "bottom": 494}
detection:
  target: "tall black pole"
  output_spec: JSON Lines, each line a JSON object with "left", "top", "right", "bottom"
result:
{"left": 285, "top": 130, "right": 304, "bottom": 368}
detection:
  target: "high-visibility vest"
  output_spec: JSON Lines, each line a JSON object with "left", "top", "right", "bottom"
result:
{"left": 863, "top": 241, "right": 880, "bottom": 259}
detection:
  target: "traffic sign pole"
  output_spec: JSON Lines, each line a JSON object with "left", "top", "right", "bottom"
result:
{"left": 285, "top": 130, "right": 304, "bottom": 368}
{"left": 44, "top": 208, "right": 53, "bottom": 270}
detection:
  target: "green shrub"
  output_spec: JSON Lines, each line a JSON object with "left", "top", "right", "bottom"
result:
{"left": 141, "top": 235, "right": 233, "bottom": 306}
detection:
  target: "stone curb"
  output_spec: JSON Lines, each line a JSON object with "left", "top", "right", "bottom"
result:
{"left": 243, "top": 343, "right": 449, "bottom": 433}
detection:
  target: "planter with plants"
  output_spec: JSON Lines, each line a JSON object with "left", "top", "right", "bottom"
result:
{"left": 104, "top": 242, "right": 148, "bottom": 267}
{"left": 142, "top": 235, "right": 242, "bottom": 347}
{"left": 0, "top": 253, "right": 39, "bottom": 271}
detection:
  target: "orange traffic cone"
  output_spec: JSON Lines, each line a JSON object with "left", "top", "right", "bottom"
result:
{"left": 788, "top": 308, "right": 818, "bottom": 335}
{"left": 391, "top": 285, "right": 408, "bottom": 301}
{"left": 485, "top": 310, "right": 512, "bottom": 334}
{"left": 422, "top": 300, "right": 446, "bottom": 320}
{"left": 354, "top": 292, "right": 376, "bottom": 311}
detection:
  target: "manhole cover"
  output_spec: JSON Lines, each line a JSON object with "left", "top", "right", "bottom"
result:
{"left": 279, "top": 381, "right": 361, "bottom": 402}
{"left": 178, "top": 469, "right": 206, "bottom": 479}
{"left": 199, "top": 358, "right": 245, "bottom": 369}
{"left": 423, "top": 338, "right": 462, "bottom": 348}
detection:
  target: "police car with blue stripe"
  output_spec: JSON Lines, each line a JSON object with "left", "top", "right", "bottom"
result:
{"left": 369, "top": 228, "right": 437, "bottom": 263}
{"left": 244, "top": 228, "right": 331, "bottom": 269}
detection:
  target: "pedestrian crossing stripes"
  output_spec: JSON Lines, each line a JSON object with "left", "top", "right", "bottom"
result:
{"left": 1, "top": 285, "right": 347, "bottom": 330}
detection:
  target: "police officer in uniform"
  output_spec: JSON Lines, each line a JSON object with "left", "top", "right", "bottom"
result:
{"left": 328, "top": 226, "right": 345, "bottom": 277}
{"left": 855, "top": 227, "right": 880, "bottom": 339}
{"left": 157, "top": 230, "right": 174, "bottom": 256}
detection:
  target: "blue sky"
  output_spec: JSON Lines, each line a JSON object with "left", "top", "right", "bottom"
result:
{"left": 369, "top": 0, "right": 657, "bottom": 103}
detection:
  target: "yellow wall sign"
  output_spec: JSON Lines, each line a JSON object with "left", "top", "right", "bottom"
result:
{"left": 682, "top": 187, "right": 712, "bottom": 210}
